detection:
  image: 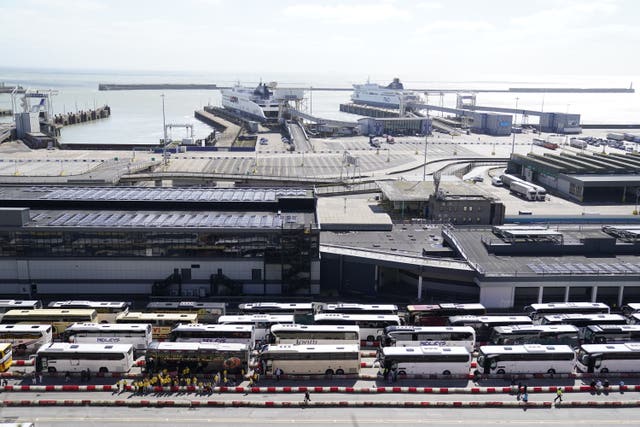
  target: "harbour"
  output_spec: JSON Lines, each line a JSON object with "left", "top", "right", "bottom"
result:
{"left": 97, "top": 83, "right": 635, "bottom": 94}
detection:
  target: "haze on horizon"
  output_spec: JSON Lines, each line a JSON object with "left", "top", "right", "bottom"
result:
{"left": 1, "top": 0, "right": 638, "bottom": 82}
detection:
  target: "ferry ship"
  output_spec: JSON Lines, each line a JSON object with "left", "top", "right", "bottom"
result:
{"left": 221, "top": 82, "right": 304, "bottom": 123}
{"left": 351, "top": 78, "right": 422, "bottom": 109}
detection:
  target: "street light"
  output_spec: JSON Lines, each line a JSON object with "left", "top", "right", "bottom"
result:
{"left": 511, "top": 97, "right": 519, "bottom": 155}
{"left": 161, "top": 94, "right": 168, "bottom": 166}
{"left": 423, "top": 110, "right": 429, "bottom": 181}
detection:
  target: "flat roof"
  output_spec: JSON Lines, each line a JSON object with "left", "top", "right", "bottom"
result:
{"left": 445, "top": 225, "right": 640, "bottom": 278}
{"left": 562, "top": 174, "right": 640, "bottom": 186}
{"left": 321, "top": 225, "right": 451, "bottom": 259}
{"left": 316, "top": 198, "right": 392, "bottom": 231}
{"left": 378, "top": 178, "right": 494, "bottom": 202}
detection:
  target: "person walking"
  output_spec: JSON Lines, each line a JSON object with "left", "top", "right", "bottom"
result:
{"left": 554, "top": 387, "right": 563, "bottom": 403}
{"left": 304, "top": 390, "right": 311, "bottom": 405}
{"left": 516, "top": 383, "right": 523, "bottom": 401}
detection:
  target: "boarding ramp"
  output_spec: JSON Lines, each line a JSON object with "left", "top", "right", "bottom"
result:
{"left": 286, "top": 121, "right": 312, "bottom": 151}
{"left": 286, "top": 108, "right": 357, "bottom": 129}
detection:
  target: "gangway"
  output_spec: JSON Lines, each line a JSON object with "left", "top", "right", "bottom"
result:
{"left": 286, "top": 108, "right": 357, "bottom": 128}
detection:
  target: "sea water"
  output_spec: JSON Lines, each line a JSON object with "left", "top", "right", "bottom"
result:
{"left": 0, "top": 68, "right": 638, "bottom": 145}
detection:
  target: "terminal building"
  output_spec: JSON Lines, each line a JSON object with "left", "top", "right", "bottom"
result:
{"left": 442, "top": 224, "right": 640, "bottom": 309}
{"left": 1, "top": 185, "right": 639, "bottom": 309}
{"left": 0, "top": 186, "right": 319, "bottom": 298}
{"left": 508, "top": 151, "right": 640, "bottom": 202}
{"left": 377, "top": 179, "right": 505, "bottom": 225}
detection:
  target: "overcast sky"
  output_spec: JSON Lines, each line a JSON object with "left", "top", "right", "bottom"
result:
{"left": 1, "top": 0, "right": 638, "bottom": 80}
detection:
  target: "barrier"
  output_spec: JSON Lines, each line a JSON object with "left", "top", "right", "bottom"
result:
{"left": 1, "top": 399, "right": 639, "bottom": 408}
{"left": 11, "top": 359, "right": 34, "bottom": 367}
{"left": 2, "top": 384, "right": 638, "bottom": 394}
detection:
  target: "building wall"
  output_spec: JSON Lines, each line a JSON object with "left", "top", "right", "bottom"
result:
{"left": 428, "top": 197, "right": 493, "bottom": 225}
{"left": 0, "top": 258, "right": 321, "bottom": 296}
{"left": 478, "top": 277, "right": 640, "bottom": 309}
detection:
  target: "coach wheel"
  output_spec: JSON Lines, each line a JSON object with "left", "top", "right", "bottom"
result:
{"left": 442, "top": 370, "right": 451, "bottom": 376}
{"left": 547, "top": 369, "right": 556, "bottom": 375}
{"left": 99, "top": 367, "right": 108, "bottom": 374}
{"left": 496, "top": 369, "right": 505, "bottom": 375}
{"left": 325, "top": 369, "right": 334, "bottom": 377}
{"left": 336, "top": 369, "right": 344, "bottom": 375}
{"left": 47, "top": 367, "right": 57, "bottom": 374}
{"left": 600, "top": 368, "right": 609, "bottom": 374}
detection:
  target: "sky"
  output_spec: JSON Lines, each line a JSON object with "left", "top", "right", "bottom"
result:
{"left": 1, "top": 0, "right": 639, "bottom": 81}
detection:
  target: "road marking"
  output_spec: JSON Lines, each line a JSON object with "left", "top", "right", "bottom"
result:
{"left": 21, "top": 416, "right": 640, "bottom": 425}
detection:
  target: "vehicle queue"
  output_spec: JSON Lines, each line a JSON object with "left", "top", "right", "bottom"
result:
{"left": 0, "top": 300, "right": 638, "bottom": 379}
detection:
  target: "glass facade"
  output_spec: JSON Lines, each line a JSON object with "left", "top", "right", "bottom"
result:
{"left": 0, "top": 227, "right": 319, "bottom": 295}
{"left": 0, "top": 229, "right": 318, "bottom": 260}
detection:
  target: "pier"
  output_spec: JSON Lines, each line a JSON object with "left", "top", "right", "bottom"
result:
{"left": 53, "top": 105, "right": 111, "bottom": 126}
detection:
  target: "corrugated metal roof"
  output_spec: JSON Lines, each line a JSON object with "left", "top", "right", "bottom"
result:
{"left": 35, "top": 187, "right": 309, "bottom": 202}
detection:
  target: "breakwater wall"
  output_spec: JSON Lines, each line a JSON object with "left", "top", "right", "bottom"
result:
{"left": 99, "top": 84, "right": 218, "bottom": 91}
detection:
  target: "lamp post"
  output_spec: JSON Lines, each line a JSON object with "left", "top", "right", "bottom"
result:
{"left": 161, "top": 94, "right": 168, "bottom": 166}
{"left": 423, "top": 110, "right": 429, "bottom": 181}
{"left": 511, "top": 97, "right": 519, "bottom": 155}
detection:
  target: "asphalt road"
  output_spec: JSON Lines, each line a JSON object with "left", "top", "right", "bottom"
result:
{"left": 2, "top": 406, "right": 640, "bottom": 427}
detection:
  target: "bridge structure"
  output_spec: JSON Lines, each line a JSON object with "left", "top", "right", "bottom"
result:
{"left": 285, "top": 107, "right": 358, "bottom": 129}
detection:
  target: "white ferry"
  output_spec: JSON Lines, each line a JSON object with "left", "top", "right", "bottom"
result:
{"left": 221, "top": 82, "right": 304, "bottom": 122}
{"left": 351, "top": 78, "right": 422, "bottom": 109}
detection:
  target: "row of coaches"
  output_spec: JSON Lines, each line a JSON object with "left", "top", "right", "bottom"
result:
{"left": 2, "top": 300, "right": 640, "bottom": 376}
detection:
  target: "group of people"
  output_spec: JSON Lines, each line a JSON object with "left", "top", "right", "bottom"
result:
{"left": 126, "top": 367, "right": 248, "bottom": 395}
